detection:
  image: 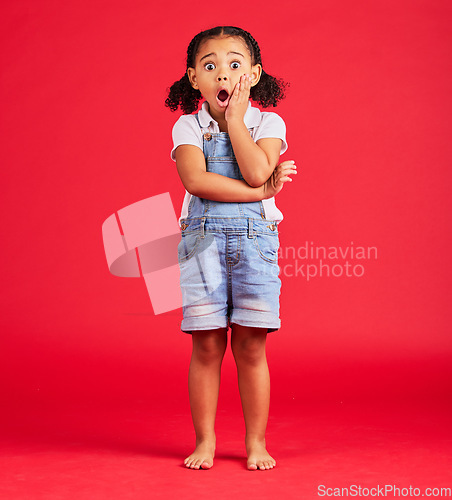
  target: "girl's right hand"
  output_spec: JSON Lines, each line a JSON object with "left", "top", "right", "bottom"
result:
{"left": 262, "top": 160, "right": 298, "bottom": 199}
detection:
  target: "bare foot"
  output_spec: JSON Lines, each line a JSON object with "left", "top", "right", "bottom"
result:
{"left": 246, "top": 439, "right": 276, "bottom": 471}
{"left": 184, "top": 440, "right": 215, "bottom": 470}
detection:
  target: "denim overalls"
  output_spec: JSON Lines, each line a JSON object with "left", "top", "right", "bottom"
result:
{"left": 177, "top": 115, "right": 282, "bottom": 334}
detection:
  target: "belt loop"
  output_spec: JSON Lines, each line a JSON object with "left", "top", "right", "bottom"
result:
{"left": 247, "top": 218, "right": 253, "bottom": 239}
{"left": 200, "top": 217, "right": 206, "bottom": 238}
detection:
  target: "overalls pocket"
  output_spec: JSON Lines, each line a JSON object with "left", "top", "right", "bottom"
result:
{"left": 177, "top": 231, "right": 201, "bottom": 264}
{"left": 253, "top": 233, "right": 280, "bottom": 263}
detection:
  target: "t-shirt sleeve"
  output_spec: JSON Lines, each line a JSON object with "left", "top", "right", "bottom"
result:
{"left": 253, "top": 112, "right": 288, "bottom": 154}
{"left": 170, "top": 115, "right": 203, "bottom": 161}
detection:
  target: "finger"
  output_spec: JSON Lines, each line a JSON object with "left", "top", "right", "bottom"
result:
{"left": 240, "top": 74, "right": 250, "bottom": 97}
{"left": 276, "top": 177, "right": 292, "bottom": 188}
{"left": 231, "top": 82, "right": 240, "bottom": 100}
{"left": 235, "top": 77, "right": 244, "bottom": 100}
{"left": 278, "top": 160, "right": 296, "bottom": 168}
{"left": 281, "top": 165, "right": 298, "bottom": 173}
{"left": 276, "top": 167, "right": 296, "bottom": 177}
{"left": 275, "top": 172, "right": 293, "bottom": 183}
{"left": 275, "top": 165, "right": 295, "bottom": 175}
{"left": 245, "top": 74, "right": 251, "bottom": 90}
{"left": 237, "top": 82, "right": 246, "bottom": 103}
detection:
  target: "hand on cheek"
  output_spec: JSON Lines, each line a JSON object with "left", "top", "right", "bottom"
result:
{"left": 225, "top": 74, "right": 251, "bottom": 123}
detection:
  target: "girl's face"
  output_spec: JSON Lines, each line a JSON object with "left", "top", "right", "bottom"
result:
{"left": 187, "top": 36, "right": 262, "bottom": 118}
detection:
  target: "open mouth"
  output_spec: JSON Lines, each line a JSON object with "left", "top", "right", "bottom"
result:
{"left": 217, "top": 90, "right": 229, "bottom": 102}
{"left": 216, "top": 89, "right": 230, "bottom": 106}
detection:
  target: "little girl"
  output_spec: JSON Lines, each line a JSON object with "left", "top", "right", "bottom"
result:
{"left": 166, "top": 26, "right": 297, "bottom": 471}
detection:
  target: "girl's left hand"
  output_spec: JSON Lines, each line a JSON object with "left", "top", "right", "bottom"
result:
{"left": 225, "top": 74, "right": 251, "bottom": 123}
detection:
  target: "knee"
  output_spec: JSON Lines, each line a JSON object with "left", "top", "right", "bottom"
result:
{"left": 192, "top": 331, "right": 227, "bottom": 364}
{"left": 231, "top": 336, "right": 266, "bottom": 366}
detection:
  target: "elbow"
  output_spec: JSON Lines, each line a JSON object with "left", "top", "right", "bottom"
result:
{"left": 242, "top": 159, "right": 275, "bottom": 187}
{"left": 184, "top": 181, "right": 198, "bottom": 197}
{"left": 184, "top": 174, "right": 203, "bottom": 197}
{"left": 247, "top": 176, "right": 267, "bottom": 188}
{"left": 245, "top": 170, "right": 272, "bottom": 188}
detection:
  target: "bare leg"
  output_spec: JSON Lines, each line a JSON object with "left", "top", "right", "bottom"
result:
{"left": 231, "top": 324, "right": 276, "bottom": 470}
{"left": 184, "top": 328, "right": 228, "bottom": 469}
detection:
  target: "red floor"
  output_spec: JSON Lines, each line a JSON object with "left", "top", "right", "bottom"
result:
{"left": 1, "top": 398, "right": 451, "bottom": 499}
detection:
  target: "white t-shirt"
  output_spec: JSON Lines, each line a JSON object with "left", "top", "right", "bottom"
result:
{"left": 171, "top": 101, "right": 288, "bottom": 224}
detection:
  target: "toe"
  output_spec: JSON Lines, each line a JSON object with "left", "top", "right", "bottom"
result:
{"left": 248, "top": 462, "right": 258, "bottom": 470}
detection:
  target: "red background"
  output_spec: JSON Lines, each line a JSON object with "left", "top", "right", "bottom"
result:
{"left": 1, "top": 0, "right": 451, "bottom": 497}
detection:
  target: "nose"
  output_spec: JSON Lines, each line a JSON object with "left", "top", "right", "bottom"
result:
{"left": 217, "top": 75, "right": 227, "bottom": 81}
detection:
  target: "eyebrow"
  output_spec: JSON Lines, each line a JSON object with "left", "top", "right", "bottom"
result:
{"left": 199, "top": 51, "right": 245, "bottom": 62}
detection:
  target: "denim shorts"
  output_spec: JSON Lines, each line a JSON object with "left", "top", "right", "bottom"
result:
{"left": 177, "top": 216, "right": 281, "bottom": 334}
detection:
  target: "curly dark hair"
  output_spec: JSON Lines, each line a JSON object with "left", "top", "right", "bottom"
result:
{"left": 165, "top": 26, "right": 288, "bottom": 114}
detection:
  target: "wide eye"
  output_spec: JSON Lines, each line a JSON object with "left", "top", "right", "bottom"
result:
{"left": 230, "top": 61, "right": 241, "bottom": 69}
{"left": 204, "top": 63, "right": 215, "bottom": 71}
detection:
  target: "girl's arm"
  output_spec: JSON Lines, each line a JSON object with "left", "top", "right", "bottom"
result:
{"left": 228, "top": 128, "right": 282, "bottom": 188}
{"left": 226, "top": 74, "right": 282, "bottom": 187}
{"left": 176, "top": 144, "right": 265, "bottom": 202}
{"left": 175, "top": 144, "right": 297, "bottom": 202}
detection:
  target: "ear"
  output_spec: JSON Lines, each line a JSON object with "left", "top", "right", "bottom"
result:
{"left": 250, "top": 64, "right": 262, "bottom": 87}
{"left": 187, "top": 68, "right": 198, "bottom": 89}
